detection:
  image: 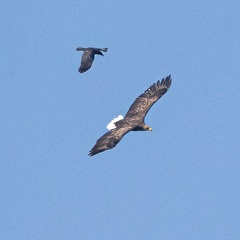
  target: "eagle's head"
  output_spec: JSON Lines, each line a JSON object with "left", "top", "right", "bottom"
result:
{"left": 143, "top": 125, "right": 152, "bottom": 131}
{"left": 132, "top": 123, "right": 152, "bottom": 131}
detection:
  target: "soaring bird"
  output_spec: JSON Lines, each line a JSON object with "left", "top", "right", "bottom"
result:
{"left": 76, "top": 47, "right": 108, "bottom": 73}
{"left": 89, "top": 75, "right": 172, "bottom": 156}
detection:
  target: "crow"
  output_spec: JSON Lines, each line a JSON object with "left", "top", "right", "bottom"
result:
{"left": 76, "top": 47, "right": 108, "bottom": 73}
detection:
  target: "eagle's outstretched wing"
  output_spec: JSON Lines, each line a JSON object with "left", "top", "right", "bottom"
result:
{"left": 125, "top": 75, "right": 172, "bottom": 121}
{"left": 89, "top": 124, "right": 131, "bottom": 156}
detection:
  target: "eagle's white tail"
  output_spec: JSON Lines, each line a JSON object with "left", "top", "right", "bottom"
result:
{"left": 106, "top": 115, "right": 124, "bottom": 130}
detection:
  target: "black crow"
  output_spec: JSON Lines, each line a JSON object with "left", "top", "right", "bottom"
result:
{"left": 76, "top": 47, "right": 108, "bottom": 73}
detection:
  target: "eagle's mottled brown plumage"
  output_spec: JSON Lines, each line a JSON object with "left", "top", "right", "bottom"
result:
{"left": 89, "top": 75, "right": 172, "bottom": 156}
{"left": 76, "top": 47, "right": 108, "bottom": 73}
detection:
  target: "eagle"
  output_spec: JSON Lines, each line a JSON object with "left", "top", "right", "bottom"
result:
{"left": 89, "top": 75, "right": 172, "bottom": 156}
{"left": 76, "top": 47, "right": 108, "bottom": 73}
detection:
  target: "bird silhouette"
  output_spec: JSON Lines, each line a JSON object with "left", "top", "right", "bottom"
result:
{"left": 76, "top": 47, "right": 108, "bottom": 73}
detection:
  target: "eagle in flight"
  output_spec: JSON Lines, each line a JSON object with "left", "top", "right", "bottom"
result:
{"left": 76, "top": 47, "right": 108, "bottom": 73}
{"left": 89, "top": 75, "right": 172, "bottom": 156}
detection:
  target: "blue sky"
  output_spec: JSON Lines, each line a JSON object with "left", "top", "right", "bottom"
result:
{"left": 1, "top": 1, "right": 240, "bottom": 239}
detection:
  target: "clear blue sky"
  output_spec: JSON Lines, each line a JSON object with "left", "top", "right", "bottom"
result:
{"left": 1, "top": 1, "right": 240, "bottom": 239}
